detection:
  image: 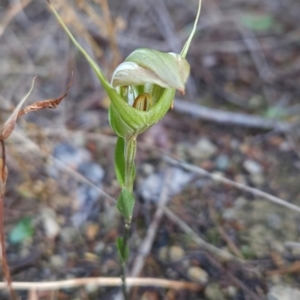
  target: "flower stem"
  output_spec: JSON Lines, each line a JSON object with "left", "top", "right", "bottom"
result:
{"left": 124, "top": 136, "right": 136, "bottom": 192}
{"left": 120, "top": 219, "right": 131, "bottom": 300}
{"left": 119, "top": 136, "right": 137, "bottom": 299}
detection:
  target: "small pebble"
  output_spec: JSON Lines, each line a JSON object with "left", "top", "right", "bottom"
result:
{"left": 279, "top": 141, "right": 292, "bottom": 152}
{"left": 226, "top": 285, "right": 237, "bottom": 297}
{"left": 85, "top": 223, "right": 100, "bottom": 241}
{"left": 205, "top": 283, "right": 225, "bottom": 300}
{"left": 141, "top": 291, "right": 159, "bottom": 300}
{"left": 85, "top": 283, "right": 98, "bottom": 294}
{"left": 250, "top": 174, "right": 265, "bottom": 186}
{"left": 187, "top": 266, "right": 209, "bottom": 284}
{"left": 215, "top": 154, "right": 230, "bottom": 170}
{"left": 77, "top": 162, "right": 104, "bottom": 184}
{"left": 139, "top": 168, "right": 194, "bottom": 202}
{"left": 60, "top": 227, "right": 78, "bottom": 244}
{"left": 222, "top": 208, "right": 236, "bottom": 221}
{"left": 142, "top": 163, "right": 155, "bottom": 175}
{"left": 50, "top": 255, "right": 65, "bottom": 269}
{"left": 189, "top": 138, "right": 217, "bottom": 160}
{"left": 159, "top": 246, "right": 185, "bottom": 262}
{"left": 41, "top": 208, "right": 60, "bottom": 239}
{"left": 243, "top": 159, "right": 263, "bottom": 175}
{"left": 202, "top": 54, "right": 217, "bottom": 68}
{"left": 267, "top": 213, "right": 282, "bottom": 230}
{"left": 84, "top": 252, "right": 99, "bottom": 262}
{"left": 94, "top": 241, "right": 105, "bottom": 254}
{"left": 234, "top": 197, "right": 247, "bottom": 208}
{"left": 234, "top": 174, "right": 247, "bottom": 185}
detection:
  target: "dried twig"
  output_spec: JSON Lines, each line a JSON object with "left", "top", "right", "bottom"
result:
{"left": 164, "top": 155, "right": 300, "bottom": 214}
{"left": 174, "top": 99, "right": 290, "bottom": 132}
{"left": 162, "top": 206, "right": 242, "bottom": 262}
{"left": 235, "top": 17, "right": 273, "bottom": 81}
{"left": 208, "top": 200, "right": 244, "bottom": 259}
{"left": 0, "top": 277, "right": 201, "bottom": 291}
{"left": 202, "top": 252, "right": 261, "bottom": 300}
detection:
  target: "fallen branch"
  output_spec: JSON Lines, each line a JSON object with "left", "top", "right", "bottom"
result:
{"left": 174, "top": 99, "right": 290, "bottom": 132}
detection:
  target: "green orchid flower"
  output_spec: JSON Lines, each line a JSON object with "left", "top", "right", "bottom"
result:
{"left": 48, "top": 3, "right": 202, "bottom": 296}
{"left": 47, "top": 1, "right": 200, "bottom": 139}
{"left": 48, "top": 0, "right": 201, "bottom": 216}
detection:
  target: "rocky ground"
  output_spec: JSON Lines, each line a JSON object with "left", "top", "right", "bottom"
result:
{"left": 1, "top": 0, "right": 300, "bottom": 299}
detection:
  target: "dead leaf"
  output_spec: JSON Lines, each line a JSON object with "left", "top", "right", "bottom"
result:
{"left": 0, "top": 77, "right": 36, "bottom": 140}
{"left": 18, "top": 79, "right": 72, "bottom": 116}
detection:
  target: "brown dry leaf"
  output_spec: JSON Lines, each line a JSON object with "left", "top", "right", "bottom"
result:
{"left": 0, "top": 77, "right": 36, "bottom": 140}
{"left": 18, "top": 79, "right": 72, "bottom": 116}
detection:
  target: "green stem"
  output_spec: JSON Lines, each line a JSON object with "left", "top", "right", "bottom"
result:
{"left": 119, "top": 220, "right": 131, "bottom": 300}
{"left": 124, "top": 136, "right": 137, "bottom": 192}
{"left": 120, "top": 136, "right": 137, "bottom": 299}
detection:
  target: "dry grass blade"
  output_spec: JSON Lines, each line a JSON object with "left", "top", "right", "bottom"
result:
{"left": 48, "top": 0, "right": 104, "bottom": 58}
{"left": 0, "top": 0, "right": 33, "bottom": 38}
{"left": 0, "top": 145, "right": 17, "bottom": 300}
{"left": 18, "top": 79, "right": 72, "bottom": 116}
{"left": 0, "top": 77, "right": 36, "bottom": 140}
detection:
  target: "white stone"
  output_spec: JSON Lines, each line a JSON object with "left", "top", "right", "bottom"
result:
{"left": 50, "top": 255, "right": 65, "bottom": 268}
{"left": 222, "top": 208, "right": 237, "bottom": 221}
{"left": 267, "top": 285, "right": 300, "bottom": 300}
{"left": 41, "top": 208, "right": 60, "bottom": 239}
{"left": 188, "top": 138, "right": 217, "bottom": 160}
{"left": 243, "top": 159, "right": 263, "bottom": 175}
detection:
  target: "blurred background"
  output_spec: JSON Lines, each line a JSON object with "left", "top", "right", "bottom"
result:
{"left": 1, "top": 0, "right": 300, "bottom": 299}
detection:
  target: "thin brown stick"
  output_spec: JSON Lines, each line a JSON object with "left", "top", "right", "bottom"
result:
{"left": 0, "top": 277, "right": 201, "bottom": 291}
{"left": 0, "top": 140, "right": 18, "bottom": 300}
{"left": 174, "top": 99, "right": 290, "bottom": 132}
{"left": 162, "top": 206, "right": 242, "bottom": 262}
{"left": 164, "top": 155, "right": 300, "bottom": 214}
{"left": 202, "top": 252, "right": 261, "bottom": 300}
{"left": 208, "top": 199, "right": 244, "bottom": 259}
